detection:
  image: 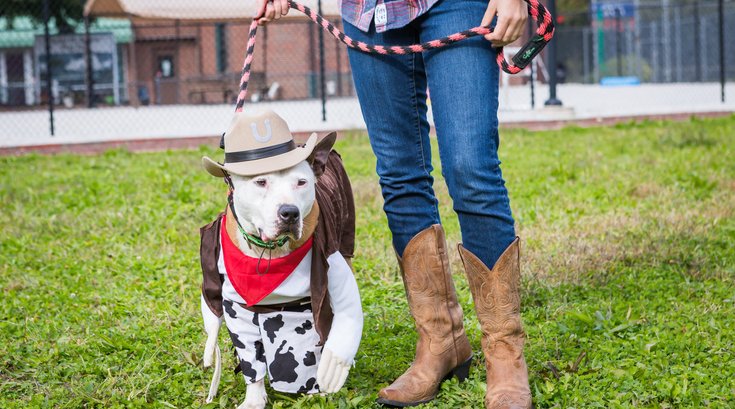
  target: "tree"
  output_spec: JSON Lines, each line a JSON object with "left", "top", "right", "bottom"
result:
{"left": 556, "top": 0, "right": 592, "bottom": 25}
{"left": 1, "top": 0, "right": 84, "bottom": 34}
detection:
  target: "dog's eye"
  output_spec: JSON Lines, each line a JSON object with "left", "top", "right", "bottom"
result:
{"left": 254, "top": 179, "right": 267, "bottom": 187}
{"left": 297, "top": 179, "right": 308, "bottom": 187}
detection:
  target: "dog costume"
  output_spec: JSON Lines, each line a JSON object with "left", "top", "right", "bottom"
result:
{"left": 199, "top": 110, "right": 361, "bottom": 396}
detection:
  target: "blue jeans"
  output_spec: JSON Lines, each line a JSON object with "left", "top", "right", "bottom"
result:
{"left": 344, "top": 0, "right": 515, "bottom": 268}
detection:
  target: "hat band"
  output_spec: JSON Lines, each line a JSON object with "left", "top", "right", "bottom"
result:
{"left": 225, "top": 140, "right": 296, "bottom": 163}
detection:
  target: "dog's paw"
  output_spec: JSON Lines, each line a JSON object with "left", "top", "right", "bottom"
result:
{"left": 237, "top": 379, "right": 268, "bottom": 409}
{"left": 237, "top": 396, "right": 267, "bottom": 409}
{"left": 316, "top": 348, "right": 351, "bottom": 393}
{"left": 236, "top": 400, "right": 266, "bottom": 409}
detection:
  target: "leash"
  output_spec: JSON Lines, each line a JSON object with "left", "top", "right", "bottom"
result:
{"left": 235, "top": 0, "right": 555, "bottom": 112}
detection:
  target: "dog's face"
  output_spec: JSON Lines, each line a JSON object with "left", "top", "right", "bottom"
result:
{"left": 231, "top": 160, "right": 316, "bottom": 242}
{"left": 227, "top": 131, "right": 336, "bottom": 243}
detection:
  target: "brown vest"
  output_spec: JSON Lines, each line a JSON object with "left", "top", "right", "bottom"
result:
{"left": 200, "top": 150, "right": 355, "bottom": 345}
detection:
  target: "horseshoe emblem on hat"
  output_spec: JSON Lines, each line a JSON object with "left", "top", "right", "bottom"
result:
{"left": 251, "top": 120, "right": 273, "bottom": 143}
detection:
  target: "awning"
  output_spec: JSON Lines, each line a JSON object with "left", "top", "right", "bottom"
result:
{"left": 0, "top": 17, "right": 132, "bottom": 49}
{"left": 84, "top": 0, "right": 341, "bottom": 20}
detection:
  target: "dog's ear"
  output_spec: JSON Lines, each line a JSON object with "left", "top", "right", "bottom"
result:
{"left": 308, "top": 132, "right": 336, "bottom": 178}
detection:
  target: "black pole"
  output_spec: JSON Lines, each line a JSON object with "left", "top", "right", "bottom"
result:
{"left": 694, "top": 1, "right": 701, "bottom": 82}
{"left": 615, "top": 8, "right": 622, "bottom": 76}
{"left": 84, "top": 16, "right": 95, "bottom": 107}
{"left": 718, "top": 0, "right": 725, "bottom": 103}
{"left": 43, "top": 0, "right": 55, "bottom": 135}
{"left": 174, "top": 19, "right": 181, "bottom": 104}
{"left": 528, "top": 19, "right": 535, "bottom": 109}
{"left": 544, "top": 0, "right": 562, "bottom": 106}
{"left": 318, "top": 0, "right": 327, "bottom": 121}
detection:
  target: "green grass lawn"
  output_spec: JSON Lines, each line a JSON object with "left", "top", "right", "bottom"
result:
{"left": 1, "top": 116, "right": 734, "bottom": 408}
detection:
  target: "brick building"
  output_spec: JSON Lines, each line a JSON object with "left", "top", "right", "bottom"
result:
{"left": 84, "top": 0, "right": 352, "bottom": 106}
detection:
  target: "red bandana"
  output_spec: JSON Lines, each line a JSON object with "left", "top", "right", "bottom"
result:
{"left": 221, "top": 215, "right": 313, "bottom": 306}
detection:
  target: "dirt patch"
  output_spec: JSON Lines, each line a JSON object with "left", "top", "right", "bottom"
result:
{"left": 518, "top": 196, "right": 734, "bottom": 283}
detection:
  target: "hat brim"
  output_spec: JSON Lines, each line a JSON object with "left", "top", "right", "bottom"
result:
{"left": 202, "top": 132, "right": 318, "bottom": 177}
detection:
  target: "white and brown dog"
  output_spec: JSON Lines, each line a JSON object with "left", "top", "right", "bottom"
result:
{"left": 199, "top": 110, "right": 363, "bottom": 409}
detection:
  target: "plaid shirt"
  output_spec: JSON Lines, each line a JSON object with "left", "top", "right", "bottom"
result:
{"left": 341, "top": 0, "right": 439, "bottom": 32}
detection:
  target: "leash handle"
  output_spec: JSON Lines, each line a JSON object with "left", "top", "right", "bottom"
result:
{"left": 235, "top": 0, "right": 555, "bottom": 112}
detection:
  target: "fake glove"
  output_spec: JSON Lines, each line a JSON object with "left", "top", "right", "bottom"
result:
{"left": 316, "top": 348, "right": 351, "bottom": 393}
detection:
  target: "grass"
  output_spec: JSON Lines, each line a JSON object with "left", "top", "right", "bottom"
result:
{"left": 1, "top": 116, "right": 734, "bottom": 408}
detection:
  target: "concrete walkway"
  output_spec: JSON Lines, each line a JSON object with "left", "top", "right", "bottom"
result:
{"left": 0, "top": 82, "right": 732, "bottom": 151}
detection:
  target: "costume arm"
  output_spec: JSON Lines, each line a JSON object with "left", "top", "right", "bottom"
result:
{"left": 317, "top": 251, "right": 363, "bottom": 392}
{"left": 323, "top": 251, "right": 363, "bottom": 362}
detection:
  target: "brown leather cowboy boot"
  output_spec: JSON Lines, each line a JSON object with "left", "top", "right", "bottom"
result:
{"left": 458, "top": 238, "right": 531, "bottom": 409}
{"left": 377, "top": 225, "right": 472, "bottom": 407}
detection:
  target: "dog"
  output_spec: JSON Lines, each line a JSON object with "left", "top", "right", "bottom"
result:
{"left": 199, "top": 109, "right": 363, "bottom": 409}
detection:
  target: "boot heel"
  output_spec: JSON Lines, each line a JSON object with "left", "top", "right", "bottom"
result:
{"left": 450, "top": 357, "right": 472, "bottom": 382}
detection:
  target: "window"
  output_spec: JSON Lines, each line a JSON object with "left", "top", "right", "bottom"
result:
{"left": 157, "top": 56, "right": 174, "bottom": 78}
{"left": 215, "top": 23, "right": 228, "bottom": 73}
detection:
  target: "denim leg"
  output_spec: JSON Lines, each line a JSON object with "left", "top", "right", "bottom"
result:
{"left": 344, "top": 21, "right": 439, "bottom": 256}
{"left": 418, "top": 0, "right": 516, "bottom": 267}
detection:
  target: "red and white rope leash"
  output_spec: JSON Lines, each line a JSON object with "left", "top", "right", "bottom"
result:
{"left": 235, "top": 0, "right": 555, "bottom": 112}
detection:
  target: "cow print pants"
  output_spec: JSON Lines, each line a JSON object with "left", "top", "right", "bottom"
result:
{"left": 223, "top": 299, "right": 322, "bottom": 393}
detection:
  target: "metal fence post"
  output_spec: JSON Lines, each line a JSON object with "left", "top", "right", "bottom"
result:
{"left": 719, "top": 0, "right": 725, "bottom": 102}
{"left": 593, "top": 0, "right": 603, "bottom": 83}
{"left": 634, "top": 0, "right": 642, "bottom": 81}
{"left": 694, "top": 1, "right": 702, "bottom": 81}
{"left": 128, "top": 15, "right": 139, "bottom": 107}
{"left": 84, "top": 16, "right": 95, "bottom": 108}
{"left": 674, "top": 6, "right": 682, "bottom": 82}
{"left": 662, "top": 0, "right": 672, "bottom": 82}
{"left": 528, "top": 20, "right": 535, "bottom": 108}
{"left": 175, "top": 19, "right": 181, "bottom": 104}
{"left": 625, "top": 26, "right": 634, "bottom": 77}
{"left": 544, "top": 0, "right": 562, "bottom": 106}
{"left": 651, "top": 21, "right": 659, "bottom": 82}
{"left": 701, "top": 14, "right": 709, "bottom": 82}
{"left": 318, "top": 0, "right": 327, "bottom": 121}
{"left": 615, "top": 9, "right": 622, "bottom": 76}
{"left": 43, "top": 0, "right": 54, "bottom": 136}
{"left": 582, "top": 27, "right": 590, "bottom": 83}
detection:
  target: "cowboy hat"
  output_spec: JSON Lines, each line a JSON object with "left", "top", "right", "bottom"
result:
{"left": 202, "top": 109, "right": 317, "bottom": 177}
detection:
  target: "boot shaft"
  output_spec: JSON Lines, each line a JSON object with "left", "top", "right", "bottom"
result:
{"left": 377, "top": 225, "right": 473, "bottom": 406}
{"left": 398, "top": 225, "right": 468, "bottom": 357}
{"left": 458, "top": 238, "right": 523, "bottom": 339}
{"left": 458, "top": 238, "right": 531, "bottom": 409}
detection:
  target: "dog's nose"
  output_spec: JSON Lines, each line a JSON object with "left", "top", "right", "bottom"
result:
{"left": 278, "top": 205, "right": 300, "bottom": 224}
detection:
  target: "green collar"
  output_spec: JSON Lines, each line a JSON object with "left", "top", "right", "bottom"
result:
{"left": 236, "top": 223, "right": 290, "bottom": 250}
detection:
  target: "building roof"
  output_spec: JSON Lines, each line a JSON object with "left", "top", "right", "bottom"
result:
{"left": 84, "top": 0, "right": 340, "bottom": 20}
{"left": 0, "top": 17, "right": 132, "bottom": 49}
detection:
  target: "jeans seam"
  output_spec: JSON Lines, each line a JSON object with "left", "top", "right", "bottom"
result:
{"left": 410, "top": 55, "right": 424, "bottom": 176}
{"left": 410, "top": 52, "right": 439, "bottom": 224}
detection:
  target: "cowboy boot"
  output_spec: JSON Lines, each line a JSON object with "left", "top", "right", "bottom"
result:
{"left": 377, "top": 225, "right": 473, "bottom": 407}
{"left": 458, "top": 238, "right": 532, "bottom": 409}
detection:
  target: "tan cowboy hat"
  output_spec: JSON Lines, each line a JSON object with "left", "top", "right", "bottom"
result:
{"left": 202, "top": 109, "right": 317, "bottom": 177}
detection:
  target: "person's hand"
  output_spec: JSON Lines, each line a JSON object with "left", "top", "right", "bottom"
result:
{"left": 255, "top": 0, "right": 290, "bottom": 26}
{"left": 481, "top": 0, "right": 528, "bottom": 47}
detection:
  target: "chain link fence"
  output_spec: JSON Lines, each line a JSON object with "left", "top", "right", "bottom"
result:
{"left": 556, "top": 0, "right": 735, "bottom": 84}
{"left": 0, "top": 0, "right": 733, "bottom": 147}
{"left": 0, "top": 6, "right": 355, "bottom": 108}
